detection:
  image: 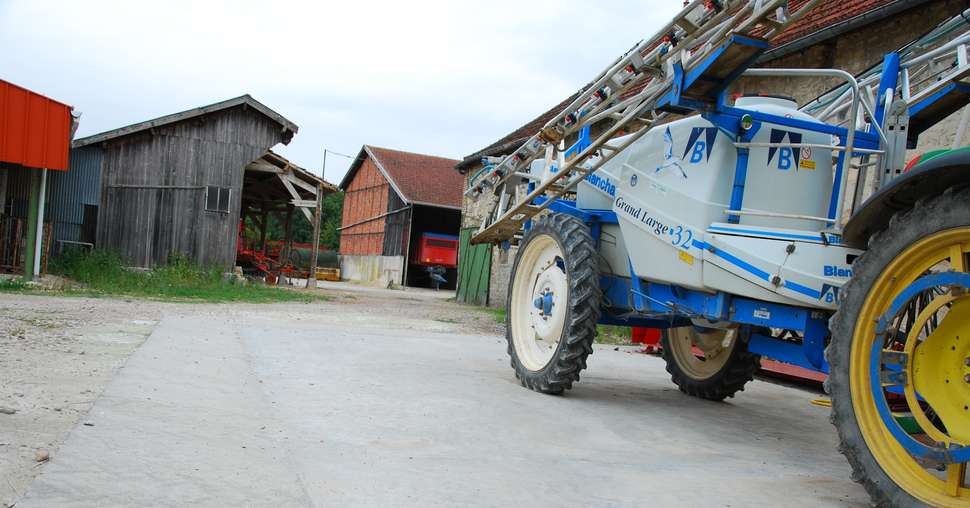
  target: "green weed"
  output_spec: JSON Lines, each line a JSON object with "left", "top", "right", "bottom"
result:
{"left": 38, "top": 249, "right": 328, "bottom": 303}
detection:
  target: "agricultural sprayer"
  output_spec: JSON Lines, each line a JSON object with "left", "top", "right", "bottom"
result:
{"left": 466, "top": 1, "right": 970, "bottom": 505}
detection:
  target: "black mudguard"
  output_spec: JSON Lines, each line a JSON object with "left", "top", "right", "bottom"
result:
{"left": 842, "top": 150, "right": 970, "bottom": 248}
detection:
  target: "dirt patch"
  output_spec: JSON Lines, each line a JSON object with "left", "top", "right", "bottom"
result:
{"left": 0, "top": 295, "right": 168, "bottom": 507}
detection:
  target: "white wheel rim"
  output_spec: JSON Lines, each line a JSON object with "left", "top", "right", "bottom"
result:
{"left": 667, "top": 327, "right": 736, "bottom": 380}
{"left": 510, "top": 234, "right": 568, "bottom": 372}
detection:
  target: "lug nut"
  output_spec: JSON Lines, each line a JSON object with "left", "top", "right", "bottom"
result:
{"left": 965, "top": 357, "right": 970, "bottom": 367}
{"left": 965, "top": 374, "right": 970, "bottom": 384}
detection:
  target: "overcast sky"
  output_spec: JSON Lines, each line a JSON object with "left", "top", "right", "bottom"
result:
{"left": 0, "top": 0, "right": 680, "bottom": 183}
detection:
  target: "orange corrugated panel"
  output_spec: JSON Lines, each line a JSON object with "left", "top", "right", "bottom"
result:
{"left": 0, "top": 79, "right": 72, "bottom": 171}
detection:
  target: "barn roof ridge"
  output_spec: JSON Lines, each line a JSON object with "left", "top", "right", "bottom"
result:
{"left": 339, "top": 144, "right": 462, "bottom": 210}
{"left": 73, "top": 94, "right": 298, "bottom": 148}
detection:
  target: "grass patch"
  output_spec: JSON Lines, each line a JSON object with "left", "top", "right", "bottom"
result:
{"left": 0, "top": 278, "right": 27, "bottom": 291}
{"left": 596, "top": 324, "right": 632, "bottom": 345}
{"left": 33, "top": 249, "right": 329, "bottom": 303}
{"left": 476, "top": 306, "right": 506, "bottom": 324}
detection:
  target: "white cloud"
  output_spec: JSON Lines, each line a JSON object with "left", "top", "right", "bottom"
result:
{"left": 0, "top": 0, "right": 679, "bottom": 181}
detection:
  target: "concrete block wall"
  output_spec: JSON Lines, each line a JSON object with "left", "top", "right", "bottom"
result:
{"left": 339, "top": 255, "right": 405, "bottom": 287}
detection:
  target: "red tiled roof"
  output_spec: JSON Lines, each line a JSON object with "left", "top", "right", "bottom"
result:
{"left": 343, "top": 145, "right": 463, "bottom": 209}
{"left": 456, "top": 0, "right": 902, "bottom": 169}
{"left": 771, "top": 0, "right": 893, "bottom": 46}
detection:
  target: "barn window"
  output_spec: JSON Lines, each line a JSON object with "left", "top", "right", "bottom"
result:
{"left": 205, "top": 186, "right": 231, "bottom": 213}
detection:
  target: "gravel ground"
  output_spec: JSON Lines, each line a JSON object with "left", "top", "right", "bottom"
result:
{"left": 0, "top": 295, "right": 165, "bottom": 506}
{"left": 0, "top": 284, "right": 498, "bottom": 507}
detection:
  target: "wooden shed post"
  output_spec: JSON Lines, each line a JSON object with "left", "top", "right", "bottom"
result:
{"left": 305, "top": 184, "right": 323, "bottom": 289}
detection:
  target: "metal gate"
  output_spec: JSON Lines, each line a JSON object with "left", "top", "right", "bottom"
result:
{"left": 456, "top": 228, "right": 490, "bottom": 306}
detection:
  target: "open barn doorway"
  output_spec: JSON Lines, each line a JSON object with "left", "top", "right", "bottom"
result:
{"left": 404, "top": 204, "right": 461, "bottom": 290}
{"left": 239, "top": 151, "right": 337, "bottom": 283}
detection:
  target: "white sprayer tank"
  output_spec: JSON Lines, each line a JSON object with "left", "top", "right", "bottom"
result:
{"left": 573, "top": 95, "right": 835, "bottom": 291}
{"left": 732, "top": 96, "right": 834, "bottom": 230}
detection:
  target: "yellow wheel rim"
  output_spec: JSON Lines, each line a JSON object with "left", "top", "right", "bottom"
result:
{"left": 850, "top": 227, "right": 970, "bottom": 506}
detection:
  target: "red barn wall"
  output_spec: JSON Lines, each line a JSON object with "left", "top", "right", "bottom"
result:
{"left": 339, "top": 156, "right": 390, "bottom": 256}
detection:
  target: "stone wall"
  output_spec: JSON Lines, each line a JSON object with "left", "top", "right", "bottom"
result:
{"left": 487, "top": 245, "right": 515, "bottom": 308}
{"left": 461, "top": 163, "right": 495, "bottom": 230}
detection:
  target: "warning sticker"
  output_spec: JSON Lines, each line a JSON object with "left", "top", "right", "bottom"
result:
{"left": 679, "top": 250, "right": 695, "bottom": 266}
{"left": 799, "top": 159, "right": 816, "bottom": 170}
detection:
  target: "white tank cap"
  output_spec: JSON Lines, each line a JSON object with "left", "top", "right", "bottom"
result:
{"left": 735, "top": 94, "right": 798, "bottom": 109}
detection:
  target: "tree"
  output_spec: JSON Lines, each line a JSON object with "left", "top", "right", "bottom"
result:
{"left": 319, "top": 191, "right": 343, "bottom": 251}
{"left": 240, "top": 191, "right": 343, "bottom": 251}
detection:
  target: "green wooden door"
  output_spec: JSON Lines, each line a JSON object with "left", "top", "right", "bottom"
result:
{"left": 457, "top": 228, "right": 491, "bottom": 306}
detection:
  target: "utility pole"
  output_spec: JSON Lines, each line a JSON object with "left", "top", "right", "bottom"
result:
{"left": 306, "top": 182, "right": 323, "bottom": 289}
{"left": 306, "top": 147, "right": 352, "bottom": 289}
{"left": 306, "top": 149, "right": 327, "bottom": 289}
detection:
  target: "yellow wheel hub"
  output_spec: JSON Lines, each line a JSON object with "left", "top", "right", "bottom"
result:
{"left": 912, "top": 298, "right": 970, "bottom": 444}
{"left": 850, "top": 227, "right": 970, "bottom": 506}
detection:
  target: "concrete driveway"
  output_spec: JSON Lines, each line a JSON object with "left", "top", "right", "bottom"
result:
{"left": 18, "top": 285, "right": 869, "bottom": 507}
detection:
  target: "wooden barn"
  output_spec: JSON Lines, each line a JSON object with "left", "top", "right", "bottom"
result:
{"left": 338, "top": 145, "right": 463, "bottom": 289}
{"left": 71, "top": 95, "right": 327, "bottom": 269}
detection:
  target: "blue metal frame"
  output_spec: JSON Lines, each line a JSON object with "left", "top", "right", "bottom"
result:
{"left": 873, "top": 52, "right": 900, "bottom": 128}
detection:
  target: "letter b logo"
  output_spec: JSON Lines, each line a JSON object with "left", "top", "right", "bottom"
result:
{"left": 778, "top": 147, "right": 792, "bottom": 170}
{"left": 690, "top": 141, "right": 706, "bottom": 163}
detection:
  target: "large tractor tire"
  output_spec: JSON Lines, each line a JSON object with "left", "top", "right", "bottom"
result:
{"left": 828, "top": 188, "right": 970, "bottom": 507}
{"left": 661, "top": 326, "right": 760, "bottom": 401}
{"left": 506, "top": 214, "right": 601, "bottom": 394}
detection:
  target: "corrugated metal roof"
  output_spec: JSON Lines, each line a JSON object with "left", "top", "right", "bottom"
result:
{"left": 0, "top": 79, "right": 73, "bottom": 171}
{"left": 73, "top": 95, "right": 298, "bottom": 148}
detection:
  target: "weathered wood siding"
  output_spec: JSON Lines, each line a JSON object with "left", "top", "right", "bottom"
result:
{"left": 97, "top": 107, "right": 285, "bottom": 268}
{"left": 382, "top": 190, "right": 408, "bottom": 257}
{"left": 339, "top": 156, "right": 391, "bottom": 256}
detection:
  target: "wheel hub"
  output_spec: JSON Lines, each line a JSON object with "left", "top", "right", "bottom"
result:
{"left": 692, "top": 327, "right": 729, "bottom": 360}
{"left": 530, "top": 264, "right": 566, "bottom": 342}
{"left": 666, "top": 327, "right": 736, "bottom": 380}
{"left": 871, "top": 272, "right": 970, "bottom": 466}
{"left": 912, "top": 297, "right": 970, "bottom": 444}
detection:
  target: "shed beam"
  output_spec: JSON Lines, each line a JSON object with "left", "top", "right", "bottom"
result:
{"left": 282, "top": 170, "right": 318, "bottom": 194}
{"left": 278, "top": 173, "right": 313, "bottom": 222}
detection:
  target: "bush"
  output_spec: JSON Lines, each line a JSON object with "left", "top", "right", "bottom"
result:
{"left": 0, "top": 278, "right": 27, "bottom": 291}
